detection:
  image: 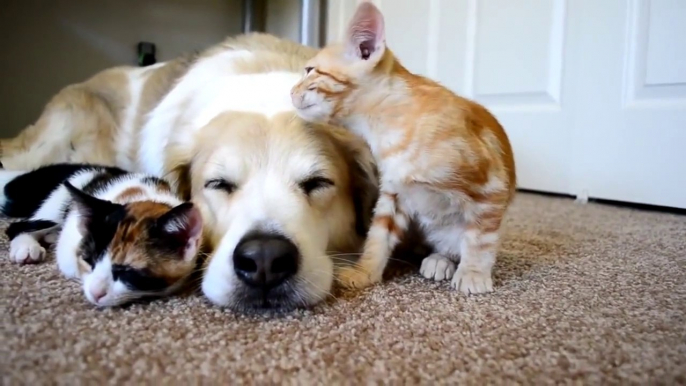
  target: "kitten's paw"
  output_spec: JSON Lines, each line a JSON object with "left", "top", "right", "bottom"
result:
{"left": 451, "top": 267, "right": 493, "bottom": 295}
{"left": 9, "top": 235, "right": 46, "bottom": 264}
{"left": 420, "top": 253, "right": 456, "bottom": 281}
{"left": 336, "top": 265, "right": 380, "bottom": 289}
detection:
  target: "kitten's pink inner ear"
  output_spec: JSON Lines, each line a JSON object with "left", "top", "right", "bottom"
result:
{"left": 161, "top": 203, "right": 204, "bottom": 261}
{"left": 185, "top": 206, "right": 203, "bottom": 242}
{"left": 180, "top": 206, "right": 203, "bottom": 261}
{"left": 346, "top": 1, "right": 386, "bottom": 60}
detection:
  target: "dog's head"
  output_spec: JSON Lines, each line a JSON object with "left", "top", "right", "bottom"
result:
{"left": 186, "top": 111, "right": 378, "bottom": 312}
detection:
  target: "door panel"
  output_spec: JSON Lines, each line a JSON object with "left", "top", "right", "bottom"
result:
{"left": 472, "top": 0, "right": 561, "bottom": 102}
{"left": 644, "top": 0, "right": 686, "bottom": 88}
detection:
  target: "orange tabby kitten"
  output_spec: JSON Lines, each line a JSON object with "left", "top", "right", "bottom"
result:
{"left": 290, "top": 1, "right": 516, "bottom": 294}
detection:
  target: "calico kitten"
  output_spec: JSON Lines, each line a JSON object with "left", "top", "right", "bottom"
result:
{"left": 0, "top": 163, "right": 203, "bottom": 307}
{"left": 290, "top": 1, "right": 516, "bottom": 294}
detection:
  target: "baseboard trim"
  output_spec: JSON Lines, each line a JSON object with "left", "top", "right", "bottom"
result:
{"left": 516, "top": 189, "right": 686, "bottom": 216}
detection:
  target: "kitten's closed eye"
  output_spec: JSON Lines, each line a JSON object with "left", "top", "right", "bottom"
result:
{"left": 305, "top": 66, "right": 314, "bottom": 75}
{"left": 111, "top": 264, "right": 168, "bottom": 292}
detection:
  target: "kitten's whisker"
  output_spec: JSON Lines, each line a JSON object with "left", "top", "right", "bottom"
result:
{"left": 328, "top": 255, "right": 416, "bottom": 267}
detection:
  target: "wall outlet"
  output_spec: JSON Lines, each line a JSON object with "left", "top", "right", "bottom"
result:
{"left": 137, "top": 42, "right": 156, "bottom": 66}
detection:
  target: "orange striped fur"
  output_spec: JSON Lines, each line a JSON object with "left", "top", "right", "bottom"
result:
{"left": 290, "top": 1, "right": 516, "bottom": 294}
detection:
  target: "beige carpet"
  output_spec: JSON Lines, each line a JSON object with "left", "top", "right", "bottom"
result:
{"left": 2, "top": 193, "right": 685, "bottom": 385}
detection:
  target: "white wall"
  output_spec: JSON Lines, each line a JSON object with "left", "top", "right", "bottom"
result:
{"left": 0, "top": 0, "right": 242, "bottom": 137}
{"left": 265, "top": 0, "right": 302, "bottom": 43}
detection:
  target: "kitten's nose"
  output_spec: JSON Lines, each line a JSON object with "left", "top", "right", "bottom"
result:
{"left": 90, "top": 287, "right": 107, "bottom": 302}
{"left": 233, "top": 232, "right": 299, "bottom": 289}
{"left": 290, "top": 92, "right": 300, "bottom": 107}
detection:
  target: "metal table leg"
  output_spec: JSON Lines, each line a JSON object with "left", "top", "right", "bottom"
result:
{"left": 242, "top": 0, "right": 266, "bottom": 33}
{"left": 299, "top": 0, "right": 322, "bottom": 47}
{"left": 242, "top": 0, "right": 323, "bottom": 47}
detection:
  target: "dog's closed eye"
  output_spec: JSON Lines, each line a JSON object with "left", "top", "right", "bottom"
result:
{"left": 204, "top": 178, "right": 237, "bottom": 194}
{"left": 299, "top": 176, "right": 334, "bottom": 195}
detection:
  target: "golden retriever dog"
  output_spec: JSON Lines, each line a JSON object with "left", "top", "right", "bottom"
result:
{"left": 0, "top": 33, "right": 379, "bottom": 312}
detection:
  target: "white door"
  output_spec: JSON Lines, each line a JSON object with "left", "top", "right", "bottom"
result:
{"left": 568, "top": 0, "right": 686, "bottom": 209}
{"left": 327, "top": 0, "right": 686, "bottom": 209}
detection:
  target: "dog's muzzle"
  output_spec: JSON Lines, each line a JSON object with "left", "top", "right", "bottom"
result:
{"left": 233, "top": 231, "right": 299, "bottom": 292}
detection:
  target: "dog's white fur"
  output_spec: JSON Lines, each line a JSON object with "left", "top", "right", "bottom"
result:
{"left": 139, "top": 50, "right": 301, "bottom": 176}
{"left": 0, "top": 33, "right": 378, "bottom": 310}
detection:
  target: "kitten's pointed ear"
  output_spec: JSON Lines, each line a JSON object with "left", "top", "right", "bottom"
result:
{"left": 157, "top": 202, "right": 203, "bottom": 262}
{"left": 346, "top": 1, "right": 386, "bottom": 63}
{"left": 64, "top": 181, "right": 122, "bottom": 234}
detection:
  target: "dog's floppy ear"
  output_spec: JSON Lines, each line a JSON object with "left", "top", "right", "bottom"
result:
{"left": 324, "top": 126, "right": 380, "bottom": 238}
{"left": 349, "top": 144, "right": 379, "bottom": 237}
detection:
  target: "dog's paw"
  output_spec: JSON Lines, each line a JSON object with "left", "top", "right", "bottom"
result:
{"left": 420, "top": 253, "right": 456, "bottom": 281}
{"left": 9, "top": 235, "right": 46, "bottom": 264}
{"left": 336, "top": 265, "right": 380, "bottom": 289}
{"left": 451, "top": 267, "right": 493, "bottom": 295}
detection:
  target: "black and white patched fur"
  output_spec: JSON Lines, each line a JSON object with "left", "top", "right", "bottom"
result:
{"left": 0, "top": 163, "right": 203, "bottom": 307}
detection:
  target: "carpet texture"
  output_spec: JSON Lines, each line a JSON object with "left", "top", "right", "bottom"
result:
{"left": 2, "top": 193, "right": 685, "bottom": 385}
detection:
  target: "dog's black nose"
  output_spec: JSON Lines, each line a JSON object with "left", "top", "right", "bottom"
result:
{"left": 233, "top": 232, "right": 299, "bottom": 288}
